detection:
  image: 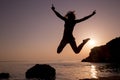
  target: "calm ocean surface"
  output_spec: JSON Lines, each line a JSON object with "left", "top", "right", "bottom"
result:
{"left": 0, "top": 60, "right": 120, "bottom": 80}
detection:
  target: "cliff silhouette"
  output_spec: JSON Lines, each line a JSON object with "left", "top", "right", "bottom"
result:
{"left": 82, "top": 37, "right": 120, "bottom": 63}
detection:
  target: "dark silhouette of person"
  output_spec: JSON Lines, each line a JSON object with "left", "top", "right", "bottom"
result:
{"left": 51, "top": 4, "right": 96, "bottom": 54}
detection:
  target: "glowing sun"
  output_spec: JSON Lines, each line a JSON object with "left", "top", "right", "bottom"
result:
{"left": 88, "top": 39, "right": 96, "bottom": 47}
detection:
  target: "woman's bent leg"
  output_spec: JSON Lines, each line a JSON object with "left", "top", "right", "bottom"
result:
{"left": 57, "top": 39, "right": 67, "bottom": 53}
{"left": 70, "top": 38, "right": 90, "bottom": 54}
{"left": 77, "top": 38, "right": 90, "bottom": 53}
{"left": 69, "top": 40, "right": 79, "bottom": 53}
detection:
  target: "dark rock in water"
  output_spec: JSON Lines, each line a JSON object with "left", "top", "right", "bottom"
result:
{"left": 26, "top": 64, "right": 56, "bottom": 80}
{"left": 0, "top": 73, "right": 10, "bottom": 79}
{"left": 82, "top": 37, "right": 120, "bottom": 63}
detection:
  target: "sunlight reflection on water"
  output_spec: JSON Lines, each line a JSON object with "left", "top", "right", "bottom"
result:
{"left": 1, "top": 61, "right": 120, "bottom": 80}
{"left": 90, "top": 65, "right": 98, "bottom": 79}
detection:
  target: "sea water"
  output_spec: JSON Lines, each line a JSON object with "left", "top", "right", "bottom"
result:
{"left": 0, "top": 60, "right": 120, "bottom": 80}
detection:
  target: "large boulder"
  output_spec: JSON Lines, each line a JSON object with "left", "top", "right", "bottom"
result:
{"left": 25, "top": 64, "right": 56, "bottom": 80}
{"left": 0, "top": 73, "right": 10, "bottom": 79}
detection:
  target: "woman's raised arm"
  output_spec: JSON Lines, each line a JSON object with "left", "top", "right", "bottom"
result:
{"left": 51, "top": 4, "right": 66, "bottom": 21}
{"left": 76, "top": 10, "right": 96, "bottom": 23}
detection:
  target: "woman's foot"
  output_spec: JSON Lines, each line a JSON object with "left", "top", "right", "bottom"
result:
{"left": 83, "top": 38, "right": 90, "bottom": 44}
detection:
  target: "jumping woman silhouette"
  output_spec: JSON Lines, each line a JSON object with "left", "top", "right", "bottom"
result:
{"left": 51, "top": 4, "right": 96, "bottom": 54}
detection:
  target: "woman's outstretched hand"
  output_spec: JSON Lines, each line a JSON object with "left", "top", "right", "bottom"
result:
{"left": 92, "top": 10, "right": 96, "bottom": 15}
{"left": 51, "top": 4, "right": 55, "bottom": 10}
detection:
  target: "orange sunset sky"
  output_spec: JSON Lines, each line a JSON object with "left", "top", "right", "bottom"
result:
{"left": 0, "top": 0, "right": 120, "bottom": 62}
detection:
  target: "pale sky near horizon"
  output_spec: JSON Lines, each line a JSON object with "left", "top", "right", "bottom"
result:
{"left": 0, "top": 0, "right": 120, "bottom": 61}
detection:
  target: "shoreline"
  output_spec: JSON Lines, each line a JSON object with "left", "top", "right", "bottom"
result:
{"left": 79, "top": 76, "right": 120, "bottom": 80}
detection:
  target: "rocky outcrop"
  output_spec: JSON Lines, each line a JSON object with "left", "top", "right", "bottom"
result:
{"left": 25, "top": 64, "right": 56, "bottom": 80}
{"left": 82, "top": 37, "right": 120, "bottom": 63}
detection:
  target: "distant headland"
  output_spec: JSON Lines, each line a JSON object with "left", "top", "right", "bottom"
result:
{"left": 82, "top": 37, "right": 120, "bottom": 63}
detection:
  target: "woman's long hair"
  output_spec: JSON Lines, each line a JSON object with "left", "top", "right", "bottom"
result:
{"left": 65, "top": 11, "right": 76, "bottom": 20}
